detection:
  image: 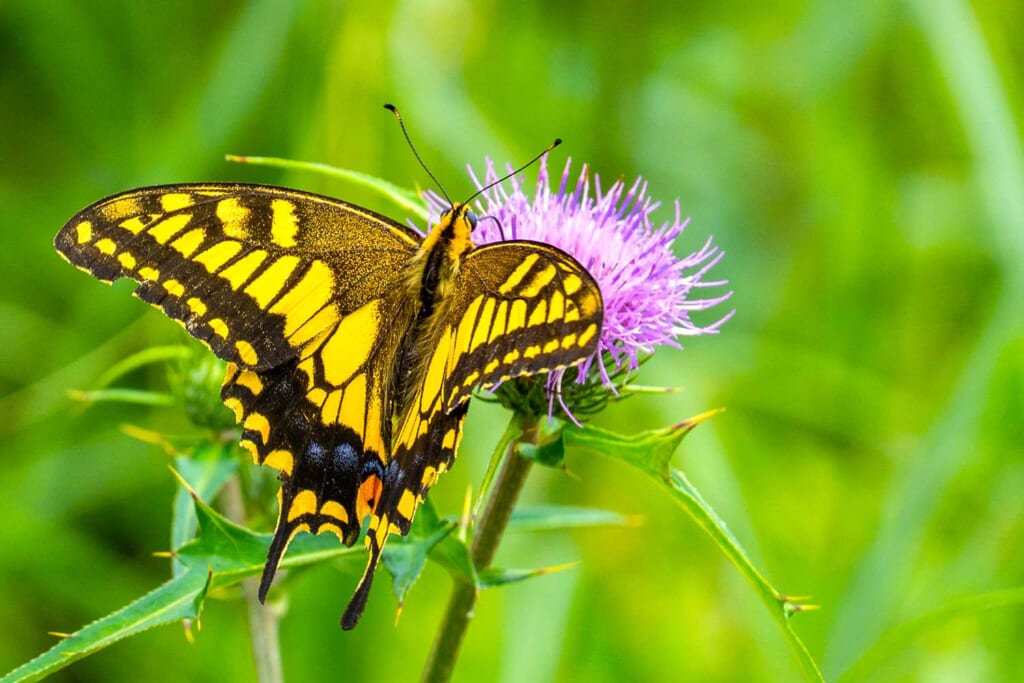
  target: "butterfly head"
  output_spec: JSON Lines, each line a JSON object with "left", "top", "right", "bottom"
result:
{"left": 422, "top": 202, "right": 478, "bottom": 259}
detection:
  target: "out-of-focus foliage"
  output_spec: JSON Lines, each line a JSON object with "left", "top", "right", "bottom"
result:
{"left": 1, "top": 1, "right": 1021, "bottom": 681}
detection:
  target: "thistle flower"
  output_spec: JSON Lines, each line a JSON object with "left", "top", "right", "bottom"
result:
{"left": 425, "top": 158, "right": 733, "bottom": 420}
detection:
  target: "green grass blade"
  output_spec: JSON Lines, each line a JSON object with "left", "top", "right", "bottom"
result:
{"left": 226, "top": 155, "right": 429, "bottom": 221}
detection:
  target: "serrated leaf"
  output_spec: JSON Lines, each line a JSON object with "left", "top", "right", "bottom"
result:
{"left": 382, "top": 523, "right": 456, "bottom": 608}
{"left": 506, "top": 505, "right": 634, "bottom": 533}
{"left": 170, "top": 444, "right": 238, "bottom": 576}
{"left": 0, "top": 571, "right": 211, "bottom": 683}
{"left": 382, "top": 497, "right": 475, "bottom": 606}
{"left": 564, "top": 415, "right": 825, "bottom": 683}
{"left": 1, "top": 487, "right": 366, "bottom": 682}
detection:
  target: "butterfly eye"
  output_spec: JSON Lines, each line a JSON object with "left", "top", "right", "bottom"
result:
{"left": 465, "top": 210, "right": 479, "bottom": 231}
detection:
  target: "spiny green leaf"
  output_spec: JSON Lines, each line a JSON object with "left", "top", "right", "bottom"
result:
{"left": 563, "top": 413, "right": 719, "bottom": 481}
{"left": 170, "top": 444, "right": 238, "bottom": 577}
{"left": 175, "top": 485, "right": 361, "bottom": 589}
{"left": 383, "top": 523, "right": 456, "bottom": 609}
{"left": 565, "top": 414, "right": 825, "bottom": 683}
{"left": 0, "top": 571, "right": 210, "bottom": 683}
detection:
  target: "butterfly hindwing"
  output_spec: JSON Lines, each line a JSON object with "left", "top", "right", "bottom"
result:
{"left": 343, "top": 241, "right": 603, "bottom": 627}
{"left": 442, "top": 241, "right": 604, "bottom": 403}
{"left": 55, "top": 183, "right": 418, "bottom": 369}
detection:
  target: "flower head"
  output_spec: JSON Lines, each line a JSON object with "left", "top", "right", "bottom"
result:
{"left": 425, "top": 157, "right": 732, "bottom": 420}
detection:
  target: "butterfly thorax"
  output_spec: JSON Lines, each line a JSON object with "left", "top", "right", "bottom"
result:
{"left": 392, "top": 203, "right": 477, "bottom": 413}
{"left": 412, "top": 202, "right": 475, "bottom": 315}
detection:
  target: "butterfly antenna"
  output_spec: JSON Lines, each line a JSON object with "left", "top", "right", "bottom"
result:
{"left": 384, "top": 103, "right": 452, "bottom": 206}
{"left": 464, "top": 138, "right": 562, "bottom": 206}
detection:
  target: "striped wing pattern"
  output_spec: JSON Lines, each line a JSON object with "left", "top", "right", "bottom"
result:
{"left": 346, "top": 242, "right": 602, "bottom": 626}
{"left": 55, "top": 183, "right": 420, "bottom": 605}
{"left": 57, "top": 186, "right": 604, "bottom": 630}
{"left": 55, "top": 184, "right": 418, "bottom": 369}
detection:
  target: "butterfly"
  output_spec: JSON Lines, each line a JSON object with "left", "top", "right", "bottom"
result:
{"left": 55, "top": 178, "right": 603, "bottom": 628}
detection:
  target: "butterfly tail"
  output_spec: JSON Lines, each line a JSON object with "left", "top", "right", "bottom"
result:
{"left": 341, "top": 530, "right": 385, "bottom": 629}
{"left": 258, "top": 513, "right": 294, "bottom": 603}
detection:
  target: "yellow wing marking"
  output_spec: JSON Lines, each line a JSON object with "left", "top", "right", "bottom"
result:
{"left": 216, "top": 197, "right": 250, "bottom": 239}
{"left": 170, "top": 228, "right": 206, "bottom": 257}
{"left": 264, "top": 449, "right": 294, "bottom": 475}
{"left": 578, "top": 323, "right": 598, "bottom": 347}
{"left": 288, "top": 490, "right": 318, "bottom": 522}
{"left": 98, "top": 195, "right": 141, "bottom": 221}
{"left": 118, "top": 217, "right": 150, "bottom": 235}
{"left": 527, "top": 299, "right": 547, "bottom": 327}
{"left": 547, "top": 290, "right": 565, "bottom": 321}
{"left": 319, "top": 300, "right": 380, "bottom": 385}
{"left": 396, "top": 490, "right": 419, "bottom": 520}
{"left": 163, "top": 279, "right": 185, "bottom": 297}
{"left": 186, "top": 297, "right": 207, "bottom": 316}
{"left": 519, "top": 263, "right": 557, "bottom": 297}
{"left": 75, "top": 221, "right": 92, "bottom": 244}
{"left": 340, "top": 374, "right": 368, "bottom": 435}
{"left": 487, "top": 300, "right": 509, "bottom": 344}
{"left": 468, "top": 297, "right": 496, "bottom": 353}
{"left": 235, "top": 340, "right": 259, "bottom": 365}
{"left": 234, "top": 369, "right": 263, "bottom": 395}
{"left": 117, "top": 252, "right": 136, "bottom": 269}
{"left": 320, "top": 501, "right": 350, "bottom": 525}
{"left": 208, "top": 318, "right": 229, "bottom": 339}
{"left": 194, "top": 240, "right": 243, "bottom": 273}
{"left": 148, "top": 214, "right": 192, "bottom": 244}
{"left": 160, "top": 193, "right": 194, "bottom": 212}
{"left": 243, "top": 255, "right": 301, "bottom": 307}
{"left": 243, "top": 413, "right": 271, "bottom": 444}
{"left": 94, "top": 238, "right": 116, "bottom": 255}
{"left": 218, "top": 250, "right": 268, "bottom": 290}
{"left": 270, "top": 199, "right": 299, "bottom": 247}
{"left": 269, "top": 261, "right": 337, "bottom": 341}
{"left": 506, "top": 299, "right": 527, "bottom": 333}
{"left": 498, "top": 252, "right": 540, "bottom": 294}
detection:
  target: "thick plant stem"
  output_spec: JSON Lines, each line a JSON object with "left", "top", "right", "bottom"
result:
{"left": 222, "top": 477, "right": 285, "bottom": 683}
{"left": 421, "top": 414, "right": 540, "bottom": 683}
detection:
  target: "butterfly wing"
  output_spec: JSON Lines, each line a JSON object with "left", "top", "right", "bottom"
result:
{"left": 341, "top": 240, "right": 603, "bottom": 628}
{"left": 56, "top": 183, "right": 421, "bottom": 600}
{"left": 55, "top": 183, "right": 419, "bottom": 369}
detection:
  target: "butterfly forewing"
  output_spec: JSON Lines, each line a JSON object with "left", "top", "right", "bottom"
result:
{"left": 55, "top": 183, "right": 421, "bottom": 602}
{"left": 55, "top": 184, "right": 419, "bottom": 370}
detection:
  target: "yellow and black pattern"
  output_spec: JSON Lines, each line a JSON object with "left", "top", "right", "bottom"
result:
{"left": 56, "top": 184, "right": 419, "bottom": 368}
{"left": 56, "top": 185, "right": 603, "bottom": 629}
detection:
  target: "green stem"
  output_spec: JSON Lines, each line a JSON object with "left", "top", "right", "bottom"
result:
{"left": 221, "top": 477, "right": 284, "bottom": 683}
{"left": 224, "top": 154, "right": 429, "bottom": 221}
{"left": 421, "top": 414, "right": 540, "bottom": 683}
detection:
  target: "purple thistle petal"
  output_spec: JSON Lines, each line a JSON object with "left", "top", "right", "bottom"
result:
{"left": 421, "top": 157, "right": 732, "bottom": 419}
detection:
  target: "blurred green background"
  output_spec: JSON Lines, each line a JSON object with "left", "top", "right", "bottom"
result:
{"left": 2, "top": 0, "right": 1022, "bottom": 681}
